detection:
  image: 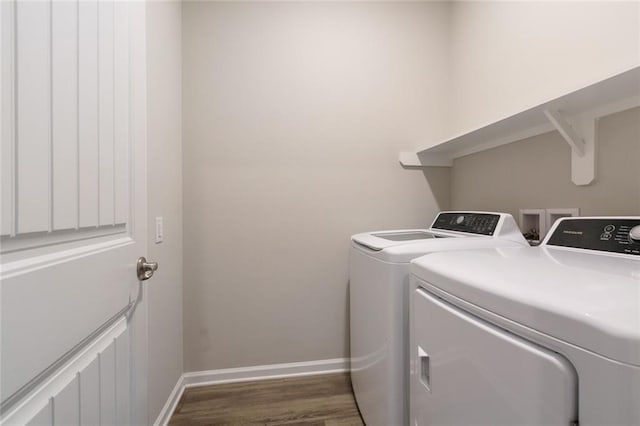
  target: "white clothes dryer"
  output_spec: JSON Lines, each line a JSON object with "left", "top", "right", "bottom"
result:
{"left": 410, "top": 217, "right": 640, "bottom": 426}
{"left": 350, "top": 211, "right": 528, "bottom": 426}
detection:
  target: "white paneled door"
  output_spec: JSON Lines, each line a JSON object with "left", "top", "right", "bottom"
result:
{"left": 0, "top": 1, "right": 148, "bottom": 424}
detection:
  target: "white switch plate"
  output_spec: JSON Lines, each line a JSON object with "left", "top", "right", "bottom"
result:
{"left": 155, "top": 217, "right": 164, "bottom": 244}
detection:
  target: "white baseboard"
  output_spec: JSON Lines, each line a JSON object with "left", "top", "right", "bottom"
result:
{"left": 153, "top": 373, "right": 185, "bottom": 426}
{"left": 153, "top": 357, "right": 349, "bottom": 426}
{"left": 183, "top": 357, "right": 349, "bottom": 388}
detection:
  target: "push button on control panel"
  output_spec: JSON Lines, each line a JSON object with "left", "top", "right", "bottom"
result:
{"left": 600, "top": 224, "right": 615, "bottom": 241}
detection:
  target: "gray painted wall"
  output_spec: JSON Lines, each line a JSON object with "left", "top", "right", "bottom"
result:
{"left": 182, "top": 1, "right": 451, "bottom": 372}
{"left": 451, "top": 107, "right": 640, "bottom": 220}
{"left": 146, "top": 1, "right": 183, "bottom": 422}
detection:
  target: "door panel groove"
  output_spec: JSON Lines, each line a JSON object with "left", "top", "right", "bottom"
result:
{"left": 48, "top": 0, "right": 53, "bottom": 235}
{"left": 76, "top": 0, "right": 81, "bottom": 232}
{"left": 12, "top": 0, "right": 19, "bottom": 237}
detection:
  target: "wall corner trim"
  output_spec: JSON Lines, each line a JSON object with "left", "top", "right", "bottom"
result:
{"left": 153, "top": 357, "right": 350, "bottom": 425}
{"left": 153, "top": 374, "right": 186, "bottom": 426}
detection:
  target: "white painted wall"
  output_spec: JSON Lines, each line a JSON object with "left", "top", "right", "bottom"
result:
{"left": 146, "top": 1, "right": 183, "bottom": 422}
{"left": 182, "top": 1, "right": 450, "bottom": 372}
{"left": 448, "top": 1, "right": 640, "bottom": 136}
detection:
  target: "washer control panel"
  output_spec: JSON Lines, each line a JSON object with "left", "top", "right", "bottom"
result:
{"left": 546, "top": 218, "right": 640, "bottom": 256}
{"left": 431, "top": 212, "right": 500, "bottom": 236}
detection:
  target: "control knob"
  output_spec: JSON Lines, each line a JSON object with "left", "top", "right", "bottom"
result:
{"left": 630, "top": 225, "right": 640, "bottom": 243}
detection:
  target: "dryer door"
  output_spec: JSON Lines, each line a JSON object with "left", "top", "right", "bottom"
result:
{"left": 410, "top": 287, "right": 578, "bottom": 426}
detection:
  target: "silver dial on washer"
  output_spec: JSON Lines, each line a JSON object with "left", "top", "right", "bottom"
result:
{"left": 630, "top": 225, "right": 640, "bottom": 243}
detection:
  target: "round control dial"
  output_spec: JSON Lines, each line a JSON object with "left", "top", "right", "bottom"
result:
{"left": 630, "top": 225, "right": 640, "bottom": 243}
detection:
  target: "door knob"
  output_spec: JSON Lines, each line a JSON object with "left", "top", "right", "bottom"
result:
{"left": 137, "top": 257, "right": 158, "bottom": 281}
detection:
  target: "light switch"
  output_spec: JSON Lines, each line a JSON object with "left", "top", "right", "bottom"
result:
{"left": 155, "top": 217, "right": 164, "bottom": 243}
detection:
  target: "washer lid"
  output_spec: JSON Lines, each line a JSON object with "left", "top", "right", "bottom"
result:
{"left": 352, "top": 237, "right": 527, "bottom": 263}
{"left": 351, "top": 229, "right": 435, "bottom": 252}
{"left": 411, "top": 246, "right": 640, "bottom": 366}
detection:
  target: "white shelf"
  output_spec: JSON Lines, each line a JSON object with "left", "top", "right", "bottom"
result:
{"left": 400, "top": 66, "right": 640, "bottom": 185}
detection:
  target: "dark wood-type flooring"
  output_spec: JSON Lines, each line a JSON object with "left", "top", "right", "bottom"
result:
{"left": 169, "top": 373, "right": 365, "bottom": 426}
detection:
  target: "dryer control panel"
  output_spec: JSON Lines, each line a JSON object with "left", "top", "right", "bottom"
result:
{"left": 431, "top": 212, "right": 500, "bottom": 236}
{"left": 545, "top": 218, "right": 640, "bottom": 256}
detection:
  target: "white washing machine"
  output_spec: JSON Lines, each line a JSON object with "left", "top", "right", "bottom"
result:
{"left": 410, "top": 217, "right": 640, "bottom": 426}
{"left": 350, "top": 211, "right": 528, "bottom": 426}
